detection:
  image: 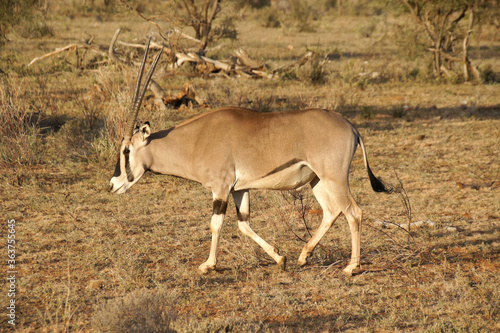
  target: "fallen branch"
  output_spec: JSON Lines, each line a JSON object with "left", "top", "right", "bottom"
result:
{"left": 234, "top": 48, "right": 263, "bottom": 69}
{"left": 28, "top": 44, "right": 79, "bottom": 67}
{"left": 108, "top": 28, "right": 126, "bottom": 64}
{"left": 149, "top": 80, "right": 168, "bottom": 111}
{"left": 163, "top": 83, "right": 206, "bottom": 108}
{"left": 200, "top": 55, "right": 232, "bottom": 72}
{"left": 373, "top": 220, "right": 463, "bottom": 233}
{"left": 28, "top": 31, "right": 315, "bottom": 81}
{"left": 273, "top": 51, "right": 315, "bottom": 72}
{"left": 456, "top": 181, "right": 496, "bottom": 190}
{"left": 167, "top": 28, "right": 203, "bottom": 45}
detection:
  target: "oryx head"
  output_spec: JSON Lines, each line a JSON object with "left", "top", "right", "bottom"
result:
{"left": 109, "top": 40, "right": 163, "bottom": 194}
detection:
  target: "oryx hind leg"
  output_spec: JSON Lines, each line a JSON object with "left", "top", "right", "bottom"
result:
{"left": 298, "top": 178, "right": 342, "bottom": 267}
{"left": 198, "top": 196, "right": 229, "bottom": 274}
{"left": 298, "top": 177, "right": 363, "bottom": 276}
{"left": 232, "top": 190, "right": 286, "bottom": 271}
{"left": 341, "top": 193, "right": 363, "bottom": 276}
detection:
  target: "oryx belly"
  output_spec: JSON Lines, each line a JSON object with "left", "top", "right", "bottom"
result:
{"left": 234, "top": 160, "right": 316, "bottom": 191}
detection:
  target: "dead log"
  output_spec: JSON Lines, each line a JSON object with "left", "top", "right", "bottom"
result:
{"left": 149, "top": 80, "right": 169, "bottom": 111}
{"left": 234, "top": 48, "right": 263, "bottom": 69}
{"left": 28, "top": 35, "right": 108, "bottom": 67}
{"left": 162, "top": 83, "right": 206, "bottom": 108}
{"left": 200, "top": 55, "right": 232, "bottom": 72}
{"left": 456, "top": 181, "right": 496, "bottom": 190}
{"left": 108, "top": 28, "right": 124, "bottom": 64}
{"left": 28, "top": 29, "right": 315, "bottom": 81}
{"left": 166, "top": 28, "right": 203, "bottom": 45}
{"left": 28, "top": 44, "right": 80, "bottom": 66}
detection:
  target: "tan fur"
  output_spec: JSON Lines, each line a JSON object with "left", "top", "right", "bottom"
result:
{"left": 110, "top": 107, "right": 386, "bottom": 275}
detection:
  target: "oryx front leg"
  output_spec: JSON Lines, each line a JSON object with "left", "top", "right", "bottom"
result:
{"left": 198, "top": 199, "right": 227, "bottom": 274}
{"left": 233, "top": 190, "right": 286, "bottom": 271}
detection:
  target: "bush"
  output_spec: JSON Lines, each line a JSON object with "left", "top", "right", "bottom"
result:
{"left": 290, "top": 0, "right": 317, "bottom": 32}
{"left": 92, "top": 288, "right": 176, "bottom": 333}
{"left": 297, "top": 53, "right": 327, "bottom": 84}
{"left": 262, "top": 8, "right": 282, "bottom": 28}
{"left": 392, "top": 22, "right": 428, "bottom": 61}
{"left": 18, "top": 15, "right": 53, "bottom": 39}
{"left": 480, "top": 64, "right": 499, "bottom": 83}
{"left": 0, "top": 0, "right": 39, "bottom": 43}
{"left": 0, "top": 78, "right": 43, "bottom": 166}
{"left": 235, "top": 0, "right": 271, "bottom": 9}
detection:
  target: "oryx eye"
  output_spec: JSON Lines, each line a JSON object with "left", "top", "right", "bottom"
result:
{"left": 123, "top": 147, "right": 130, "bottom": 155}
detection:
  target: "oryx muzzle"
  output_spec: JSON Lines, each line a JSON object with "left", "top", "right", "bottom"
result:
{"left": 109, "top": 44, "right": 392, "bottom": 276}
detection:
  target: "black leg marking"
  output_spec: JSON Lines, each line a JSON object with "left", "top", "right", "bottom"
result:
{"left": 213, "top": 200, "right": 228, "bottom": 215}
{"left": 235, "top": 205, "right": 249, "bottom": 221}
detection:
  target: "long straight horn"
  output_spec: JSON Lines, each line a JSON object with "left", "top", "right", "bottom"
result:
{"left": 124, "top": 39, "right": 163, "bottom": 140}
{"left": 134, "top": 45, "right": 164, "bottom": 121}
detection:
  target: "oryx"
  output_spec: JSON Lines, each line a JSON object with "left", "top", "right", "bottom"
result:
{"left": 109, "top": 41, "right": 392, "bottom": 276}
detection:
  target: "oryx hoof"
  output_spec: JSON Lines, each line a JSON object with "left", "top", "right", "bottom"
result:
{"left": 197, "top": 263, "right": 215, "bottom": 275}
{"left": 297, "top": 251, "right": 312, "bottom": 267}
{"left": 342, "top": 264, "right": 361, "bottom": 277}
{"left": 277, "top": 256, "right": 287, "bottom": 271}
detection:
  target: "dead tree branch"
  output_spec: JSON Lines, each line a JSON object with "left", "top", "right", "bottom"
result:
{"left": 108, "top": 28, "right": 127, "bottom": 64}
{"left": 28, "top": 44, "right": 79, "bottom": 67}
{"left": 117, "top": 0, "right": 168, "bottom": 40}
{"left": 28, "top": 29, "right": 316, "bottom": 83}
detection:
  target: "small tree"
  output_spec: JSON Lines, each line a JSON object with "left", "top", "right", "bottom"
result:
{"left": 179, "top": 0, "right": 220, "bottom": 51}
{"left": 400, "top": 0, "right": 495, "bottom": 81}
{"left": 118, "top": 0, "right": 236, "bottom": 53}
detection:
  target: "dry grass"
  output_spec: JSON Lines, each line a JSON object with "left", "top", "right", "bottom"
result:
{"left": 1, "top": 2, "right": 499, "bottom": 332}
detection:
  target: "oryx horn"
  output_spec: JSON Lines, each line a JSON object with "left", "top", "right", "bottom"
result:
{"left": 124, "top": 39, "right": 164, "bottom": 140}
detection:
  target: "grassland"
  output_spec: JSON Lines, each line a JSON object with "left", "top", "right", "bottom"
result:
{"left": 1, "top": 2, "right": 499, "bottom": 332}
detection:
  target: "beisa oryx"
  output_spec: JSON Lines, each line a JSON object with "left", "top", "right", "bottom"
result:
{"left": 109, "top": 41, "right": 392, "bottom": 276}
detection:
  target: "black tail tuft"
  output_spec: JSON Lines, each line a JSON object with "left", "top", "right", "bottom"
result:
{"left": 367, "top": 165, "right": 393, "bottom": 194}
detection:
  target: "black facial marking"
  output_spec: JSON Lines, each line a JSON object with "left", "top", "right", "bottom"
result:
{"left": 264, "top": 158, "right": 302, "bottom": 177}
{"left": 112, "top": 157, "right": 121, "bottom": 177}
{"left": 123, "top": 146, "right": 134, "bottom": 182}
{"left": 212, "top": 200, "right": 228, "bottom": 216}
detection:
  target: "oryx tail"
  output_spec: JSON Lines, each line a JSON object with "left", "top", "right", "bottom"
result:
{"left": 357, "top": 135, "right": 393, "bottom": 194}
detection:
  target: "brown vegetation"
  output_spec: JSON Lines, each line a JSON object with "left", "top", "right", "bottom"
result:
{"left": 1, "top": 1, "right": 499, "bottom": 331}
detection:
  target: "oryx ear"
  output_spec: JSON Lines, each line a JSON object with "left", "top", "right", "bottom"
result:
{"left": 139, "top": 122, "right": 151, "bottom": 141}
